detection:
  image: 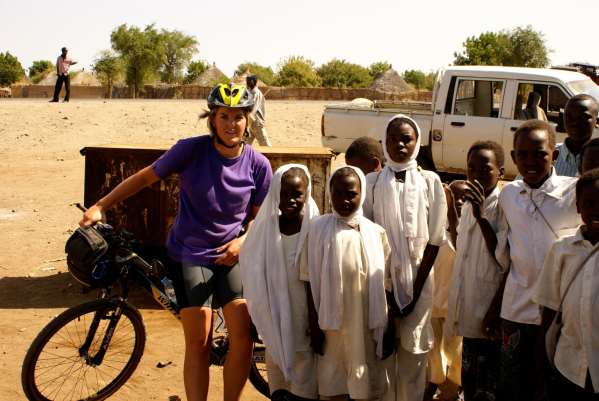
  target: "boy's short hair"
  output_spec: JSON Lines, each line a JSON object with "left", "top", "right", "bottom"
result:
{"left": 513, "top": 119, "right": 556, "bottom": 149}
{"left": 345, "top": 136, "right": 384, "bottom": 162}
{"left": 576, "top": 167, "right": 599, "bottom": 201}
{"left": 566, "top": 93, "right": 599, "bottom": 112}
{"left": 467, "top": 140, "right": 505, "bottom": 167}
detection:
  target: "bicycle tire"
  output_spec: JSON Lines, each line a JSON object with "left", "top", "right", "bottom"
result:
{"left": 249, "top": 343, "right": 270, "bottom": 398}
{"left": 22, "top": 299, "right": 146, "bottom": 401}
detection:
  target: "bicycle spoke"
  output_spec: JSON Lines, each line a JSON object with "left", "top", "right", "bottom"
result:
{"left": 35, "top": 358, "right": 81, "bottom": 374}
{"left": 42, "top": 356, "right": 80, "bottom": 400}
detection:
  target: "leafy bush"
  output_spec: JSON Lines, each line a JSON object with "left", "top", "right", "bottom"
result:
{"left": 317, "top": 59, "right": 372, "bottom": 88}
{"left": 454, "top": 26, "right": 549, "bottom": 68}
{"left": 93, "top": 50, "right": 124, "bottom": 98}
{"left": 29, "top": 60, "right": 53, "bottom": 79}
{"left": 0, "top": 51, "right": 24, "bottom": 86}
{"left": 184, "top": 60, "right": 209, "bottom": 84}
{"left": 275, "top": 56, "right": 320, "bottom": 87}
{"left": 110, "top": 24, "right": 164, "bottom": 97}
{"left": 369, "top": 61, "right": 392, "bottom": 78}
{"left": 159, "top": 29, "right": 198, "bottom": 84}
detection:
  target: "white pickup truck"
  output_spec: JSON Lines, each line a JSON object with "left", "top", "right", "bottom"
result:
{"left": 321, "top": 66, "right": 599, "bottom": 177}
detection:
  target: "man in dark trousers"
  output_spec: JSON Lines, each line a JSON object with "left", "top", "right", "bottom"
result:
{"left": 50, "top": 47, "right": 77, "bottom": 102}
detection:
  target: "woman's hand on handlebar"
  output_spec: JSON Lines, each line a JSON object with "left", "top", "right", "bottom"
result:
{"left": 79, "top": 204, "right": 105, "bottom": 228}
{"left": 214, "top": 237, "right": 243, "bottom": 267}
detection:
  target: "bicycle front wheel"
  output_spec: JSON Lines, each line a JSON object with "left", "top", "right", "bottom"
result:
{"left": 22, "top": 299, "right": 146, "bottom": 401}
{"left": 249, "top": 343, "right": 270, "bottom": 398}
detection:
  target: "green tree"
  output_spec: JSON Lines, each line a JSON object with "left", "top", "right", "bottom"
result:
{"left": 234, "top": 62, "right": 276, "bottom": 85}
{"left": 0, "top": 51, "right": 24, "bottom": 86}
{"left": 453, "top": 26, "right": 549, "bottom": 68}
{"left": 369, "top": 61, "right": 392, "bottom": 78}
{"left": 29, "top": 60, "right": 53, "bottom": 78}
{"left": 110, "top": 24, "right": 163, "bottom": 97}
{"left": 403, "top": 70, "right": 427, "bottom": 89}
{"left": 275, "top": 56, "right": 321, "bottom": 87}
{"left": 93, "top": 50, "right": 124, "bottom": 98}
{"left": 317, "top": 59, "right": 372, "bottom": 88}
{"left": 184, "top": 60, "right": 209, "bottom": 84}
{"left": 506, "top": 26, "right": 550, "bottom": 68}
{"left": 159, "top": 29, "right": 198, "bottom": 83}
{"left": 454, "top": 31, "right": 511, "bottom": 66}
{"left": 423, "top": 71, "right": 437, "bottom": 91}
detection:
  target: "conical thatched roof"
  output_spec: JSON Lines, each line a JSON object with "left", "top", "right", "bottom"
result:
{"left": 37, "top": 71, "right": 58, "bottom": 85}
{"left": 369, "top": 68, "right": 413, "bottom": 94}
{"left": 70, "top": 71, "right": 101, "bottom": 86}
{"left": 36, "top": 70, "right": 101, "bottom": 86}
{"left": 193, "top": 64, "right": 229, "bottom": 86}
{"left": 232, "top": 69, "right": 267, "bottom": 88}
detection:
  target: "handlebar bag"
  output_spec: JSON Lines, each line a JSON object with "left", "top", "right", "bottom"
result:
{"left": 65, "top": 226, "right": 109, "bottom": 286}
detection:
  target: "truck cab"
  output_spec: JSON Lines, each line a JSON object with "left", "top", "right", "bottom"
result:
{"left": 429, "top": 66, "right": 599, "bottom": 177}
{"left": 321, "top": 66, "right": 599, "bottom": 178}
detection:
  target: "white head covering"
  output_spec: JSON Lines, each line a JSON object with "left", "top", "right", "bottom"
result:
{"left": 374, "top": 114, "right": 429, "bottom": 310}
{"left": 240, "top": 164, "right": 319, "bottom": 381}
{"left": 308, "top": 165, "right": 388, "bottom": 357}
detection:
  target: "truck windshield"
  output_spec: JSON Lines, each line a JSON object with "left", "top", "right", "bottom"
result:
{"left": 568, "top": 79, "right": 599, "bottom": 101}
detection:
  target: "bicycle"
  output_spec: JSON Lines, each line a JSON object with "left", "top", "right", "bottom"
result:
{"left": 21, "top": 213, "right": 269, "bottom": 401}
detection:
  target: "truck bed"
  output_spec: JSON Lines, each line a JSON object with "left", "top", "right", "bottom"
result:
{"left": 325, "top": 99, "right": 433, "bottom": 115}
{"left": 322, "top": 100, "right": 433, "bottom": 153}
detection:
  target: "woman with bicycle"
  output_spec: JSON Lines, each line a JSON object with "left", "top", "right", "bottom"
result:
{"left": 80, "top": 83, "right": 273, "bottom": 401}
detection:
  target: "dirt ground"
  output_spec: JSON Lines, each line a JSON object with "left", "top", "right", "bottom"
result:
{"left": 0, "top": 99, "right": 334, "bottom": 401}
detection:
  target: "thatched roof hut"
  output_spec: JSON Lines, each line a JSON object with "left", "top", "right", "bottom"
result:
{"left": 37, "top": 71, "right": 58, "bottom": 85}
{"left": 70, "top": 71, "right": 101, "bottom": 86}
{"left": 37, "top": 70, "right": 101, "bottom": 86}
{"left": 369, "top": 68, "right": 413, "bottom": 94}
{"left": 192, "top": 64, "right": 229, "bottom": 86}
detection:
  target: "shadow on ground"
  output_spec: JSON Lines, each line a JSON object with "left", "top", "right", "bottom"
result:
{"left": 0, "top": 272, "right": 163, "bottom": 310}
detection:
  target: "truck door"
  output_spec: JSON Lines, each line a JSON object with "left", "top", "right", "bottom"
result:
{"left": 441, "top": 77, "right": 506, "bottom": 174}
{"left": 501, "top": 81, "right": 571, "bottom": 177}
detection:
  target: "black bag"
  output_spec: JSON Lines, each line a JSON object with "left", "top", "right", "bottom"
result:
{"left": 65, "top": 226, "right": 109, "bottom": 287}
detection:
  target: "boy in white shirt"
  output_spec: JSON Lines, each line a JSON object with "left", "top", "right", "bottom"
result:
{"left": 534, "top": 168, "right": 599, "bottom": 401}
{"left": 444, "top": 141, "right": 506, "bottom": 401}
{"left": 492, "top": 120, "right": 581, "bottom": 401}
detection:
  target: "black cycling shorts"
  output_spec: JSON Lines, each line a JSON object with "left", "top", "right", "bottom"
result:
{"left": 168, "top": 259, "right": 243, "bottom": 309}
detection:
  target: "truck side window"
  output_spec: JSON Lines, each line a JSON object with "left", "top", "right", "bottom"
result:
{"left": 453, "top": 79, "right": 504, "bottom": 118}
{"left": 514, "top": 83, "right": 568, "bottom": 130}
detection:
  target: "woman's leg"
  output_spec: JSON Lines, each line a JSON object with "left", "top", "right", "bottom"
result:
{"left": 222, "top": 299, "right": 253, "bottom": 401}
{"left": 181, "top": 307, "right": 213, "bottom": 401}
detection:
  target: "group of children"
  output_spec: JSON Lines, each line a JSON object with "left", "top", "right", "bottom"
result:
{"left": 239, "top": 93, "right": 599, "bottom": 401}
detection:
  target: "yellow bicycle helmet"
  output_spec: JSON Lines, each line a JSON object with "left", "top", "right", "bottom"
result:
{"left": 207, "top": 83, "right": 254, "bottom": 110}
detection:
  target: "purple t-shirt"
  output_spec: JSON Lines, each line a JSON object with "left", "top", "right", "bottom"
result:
{"left": 152, "top": 135, "right": 272, "bottom": 265}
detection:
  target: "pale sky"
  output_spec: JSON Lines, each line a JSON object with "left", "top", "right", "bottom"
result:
{"left": 2, "top": 0, "right": 598, "bottom": 77}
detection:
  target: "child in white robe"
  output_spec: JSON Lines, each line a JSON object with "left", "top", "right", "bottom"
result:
{"left": 240, "top": 164, "right": 320, "bottom": 400}
{"left": 363, "top": 114, "right": 448, "bottom": 401}
{"left": 300, "top": 165, "right": 392, "bottom": 401}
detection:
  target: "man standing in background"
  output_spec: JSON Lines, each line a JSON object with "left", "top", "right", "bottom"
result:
{"left": 246, "top": 75, "right": 272, "bottom": 146}
{"left": 50, "top": 47, "right": 77, "bottom": 102}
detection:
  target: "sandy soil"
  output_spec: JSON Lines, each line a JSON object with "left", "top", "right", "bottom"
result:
{"left": 0, "top": 99, "right": 333, "bottom": 401}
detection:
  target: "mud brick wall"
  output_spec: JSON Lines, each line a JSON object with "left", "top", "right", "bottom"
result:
{"left": 11, "top": 84, "right": 432, "bottom": 102}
